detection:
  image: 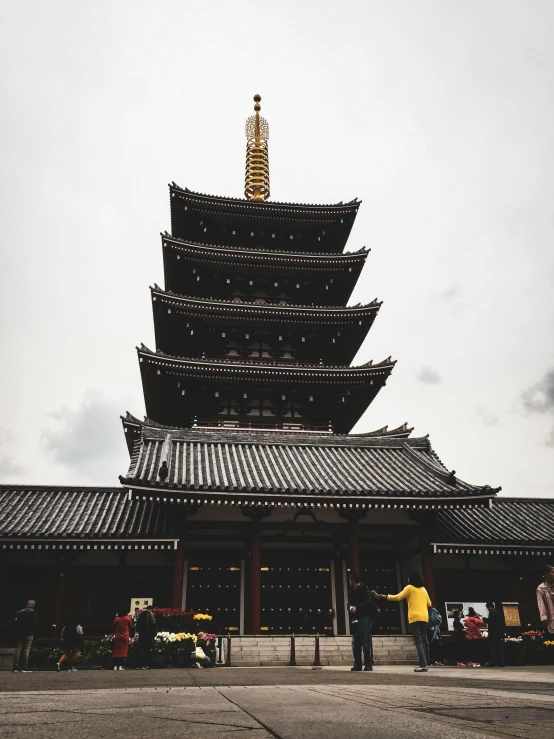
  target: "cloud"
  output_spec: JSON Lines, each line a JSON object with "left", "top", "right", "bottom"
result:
{"left": 435, "top": 283, "right": 464, "bottom": 314}
{"left": 42, "top": 391, "right": 127, "bottom": 482}
{"left": 0, "top": 456, "right": 26, "bottom": 477}
{"left": 521, "top": 368, "right": 554, "bottom": 446}
{"left": 475, "top": 406, "right": 498, "bottom": 427}
{"left": 416, "top": 366, "right": 442, "bottom": 384}
{"left": 0, "top": 427, "right": 26, "bottom": 478}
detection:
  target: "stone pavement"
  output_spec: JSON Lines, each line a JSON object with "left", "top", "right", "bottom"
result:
{"left": 1, "top": 666, "right": 553, "bottom": 738}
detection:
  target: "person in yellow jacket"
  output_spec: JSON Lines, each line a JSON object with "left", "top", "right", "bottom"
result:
{"left": 374, "top": 571, "right": 431, "bottom": 672}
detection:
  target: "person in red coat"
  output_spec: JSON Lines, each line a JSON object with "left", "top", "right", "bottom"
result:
{"left": 112, "top": 611, "right": 133, "bottom": 670}
{"left": 464, "top": 607, "right": 486, "bottom": 666}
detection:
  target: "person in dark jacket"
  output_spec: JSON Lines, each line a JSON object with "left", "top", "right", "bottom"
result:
{"left": 452, "top": 610, "right": 467, "bottom": 666}
{"left": 483, "top": 602, "right": 505, "bottom": 667}
{"left": 347, "top": 573, "right": 377, "bottom": 671}
{"left": 56, "top": 616, "right": 83, "bottom": 671}
{"left": 13, "top": 600, "right": 38, "bottom": 672}
{"left": 136, "top": 605, "right": 156, "bottom": 669}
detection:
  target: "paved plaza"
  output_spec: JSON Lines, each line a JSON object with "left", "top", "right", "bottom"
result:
{"left": 1, "top": 666, "right": 553, "bottom": 738}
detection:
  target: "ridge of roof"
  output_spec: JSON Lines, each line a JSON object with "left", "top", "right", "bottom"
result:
{"left": 137, "top": 344, "right": 396, "bottom": 372}
{"left": 151, "top": 285, "right": 381, "bottom": 314}
{"left": 162, "top": 233, "right": 369, "bottom": 259}
{"left": 170, "top": 183, "right": 361, "bottom": 211}
{"left": 121, "top": 413, "right": 413, "bottom": 440}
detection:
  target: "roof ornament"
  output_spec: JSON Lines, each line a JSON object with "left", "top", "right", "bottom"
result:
{"left": 245, "top": 94, "right": 270, "bottom": 201}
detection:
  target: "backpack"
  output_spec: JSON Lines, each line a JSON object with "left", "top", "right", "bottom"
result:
{"left": 428, "top": 606, "right": 442, "bottom": 628}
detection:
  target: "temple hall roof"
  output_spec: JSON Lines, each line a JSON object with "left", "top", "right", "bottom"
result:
{"left": 119, "top": 425, "right": 500, "bottom": 507}
{"left": 431, "top": 498, "right": 554, "bottom": 554}
{"left": 0, "top": 486, "right": 177, "bottom": 546}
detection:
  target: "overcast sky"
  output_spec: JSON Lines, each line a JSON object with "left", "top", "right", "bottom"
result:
{"left": 1, "top": 1, "right": 553, "bottom": 497}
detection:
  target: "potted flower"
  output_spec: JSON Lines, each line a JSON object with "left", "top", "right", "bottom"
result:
{"left": 504, "top": 636, "right": 525, "bottom": 666}
{"left": 521, "top": 630, "right": 545, "bottom": 665}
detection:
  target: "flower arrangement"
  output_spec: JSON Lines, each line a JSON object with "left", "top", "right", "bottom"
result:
{"left": 155, "top": 631, "right": 197, "bottom": 644}
{"left": 522, "top": 630, "right": 543, "bottom": 640}
{"left": 149, "top": 607, "right": 212, "bottom": 633}
{"left": 203, "top": 633, "right": 217, "bottom": 642}
{"left": 505, "top": 636, "right": 523, "bottom": 643}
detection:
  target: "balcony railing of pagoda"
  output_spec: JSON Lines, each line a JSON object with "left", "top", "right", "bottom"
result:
{"left": 193, "top": 417, "right": 333, "bottom": 434}
{"left": 203, "top": 355, "right": 324, "bottom": 367}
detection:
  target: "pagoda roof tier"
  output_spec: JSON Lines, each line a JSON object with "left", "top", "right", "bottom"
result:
{"left": 162, "top": 235, "right": 366, "bottom": 306}
{"left": 151, "top": 288, "right": 379, "bottom": 364}
{"left": 151, "top": 286, "right": 380, "bottom": 319}
{"left": 137, "top": 346, "right": 395, "bottom": 433}
{"left": 170, "top": 184, "right": 360, "bottom": 254}
{"left": 161, "top": 233, "right": 369, "bottom": 269}
{"left": 0, "top": 485, "right": 177, "bottom": 546}
{"left": 118, "top": 424, "right": 499, "bottom": 506}
{"left": 122, "top": 411, "right": 413, "bottom": 446}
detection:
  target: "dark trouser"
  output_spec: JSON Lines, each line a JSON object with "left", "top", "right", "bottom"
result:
{"left": 468, "top": 639, "right": 484, "bottom": 664}
{"left": 351, "top": 616, "right": 373, "bottom": 667}
{"left": 196, "top": 655, "right": 211, "bottom": 667}
{"left": 454, "top": 635, "right": 467, "bottom": 663}
{"left": 138, "top": 638, "right": 153, "bottom": 667}
{"left": 487, "top": 638, "right": 504, "bottom": 666}
{"left": 410, "top": 621, "right": 429, "bottom": 668}
{"left": 13, "top": 636, "right": 33, "bottom": 669}
{"left": 113, "top": 656, "right": 127, "bottom": 667}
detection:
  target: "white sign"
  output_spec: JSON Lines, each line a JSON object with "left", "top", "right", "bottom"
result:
{"left": 445, "top": 601, "right": 488, "bottom": 632}
{"left": 130, "top": 597, "right": 153, "bottom": 614}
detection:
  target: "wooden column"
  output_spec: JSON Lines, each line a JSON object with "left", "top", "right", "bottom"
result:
{"left": 348, "top": 520, "right": 361, "bottom": 576}
{"left": 172, "top": 540, "right": 186, "bottom": 609}
{"left": 250, "top": 524, "right": 262, "bottom": 635}
{"left": 242, "top": 506, "right": 271, "bottom": 635}
{"left": 420, "top": 541, "right": 437, "bottom": 607}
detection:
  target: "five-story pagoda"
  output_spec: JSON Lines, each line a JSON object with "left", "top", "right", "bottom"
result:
{"left": 135, "top": 96, "right": 394, "bottom": 434}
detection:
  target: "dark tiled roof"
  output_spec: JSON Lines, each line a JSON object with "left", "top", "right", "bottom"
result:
{"left": 431, "top": 498, "right": 554, "bottom": 551}
{"left": 151, "top": 286, "right": 381, "bottom": 317}
{"left": 170, "top": 183, "right": 361, "bottom": 213}
{"left": 119, "top": 426, "right": 499, "bottom": 503}
{"left": 0, "top": 486, "right": 176, "bottom": 542}
{"left": 162, "top": 233, "right": 369, "bottom": 261}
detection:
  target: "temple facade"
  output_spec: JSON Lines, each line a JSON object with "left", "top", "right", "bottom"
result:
{"left": 1, "top": 97, "right": 552, "bottom": 640}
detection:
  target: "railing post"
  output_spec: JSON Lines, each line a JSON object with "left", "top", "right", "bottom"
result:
{"left": 313, "top": 634, "right": 321, "bottom": 666}
{"left": 217, "top": 636, "right": 224, "bottom": 664}
{"left": 225, "top": 634, "right": 232, "bottom": 666}
{"left": 289, "top": 634, "right": 297, "bottom": 666}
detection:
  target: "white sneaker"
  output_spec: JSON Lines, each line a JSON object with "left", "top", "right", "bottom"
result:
{"left": 118, "top": 666, "right": 125, "bottom": 670}
{"left": 113, "top": 666, "right": 118, "bottom": 670}
{"left": 195, "top": 662, "right": 203, "bottom": 669}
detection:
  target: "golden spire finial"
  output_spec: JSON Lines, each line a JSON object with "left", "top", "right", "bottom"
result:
{"left": 245, "top": 94, "right": 270, "bottom": 201}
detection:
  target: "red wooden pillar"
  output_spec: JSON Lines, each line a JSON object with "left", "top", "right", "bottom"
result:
{"left": 348, "top": 520, "right": 361, "bottom": 577}
{"left": 172, "top": 540, "right": 185, "bottom": 609}
{"left": 250, "top": 524, "right": 261, "bottom": 634}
